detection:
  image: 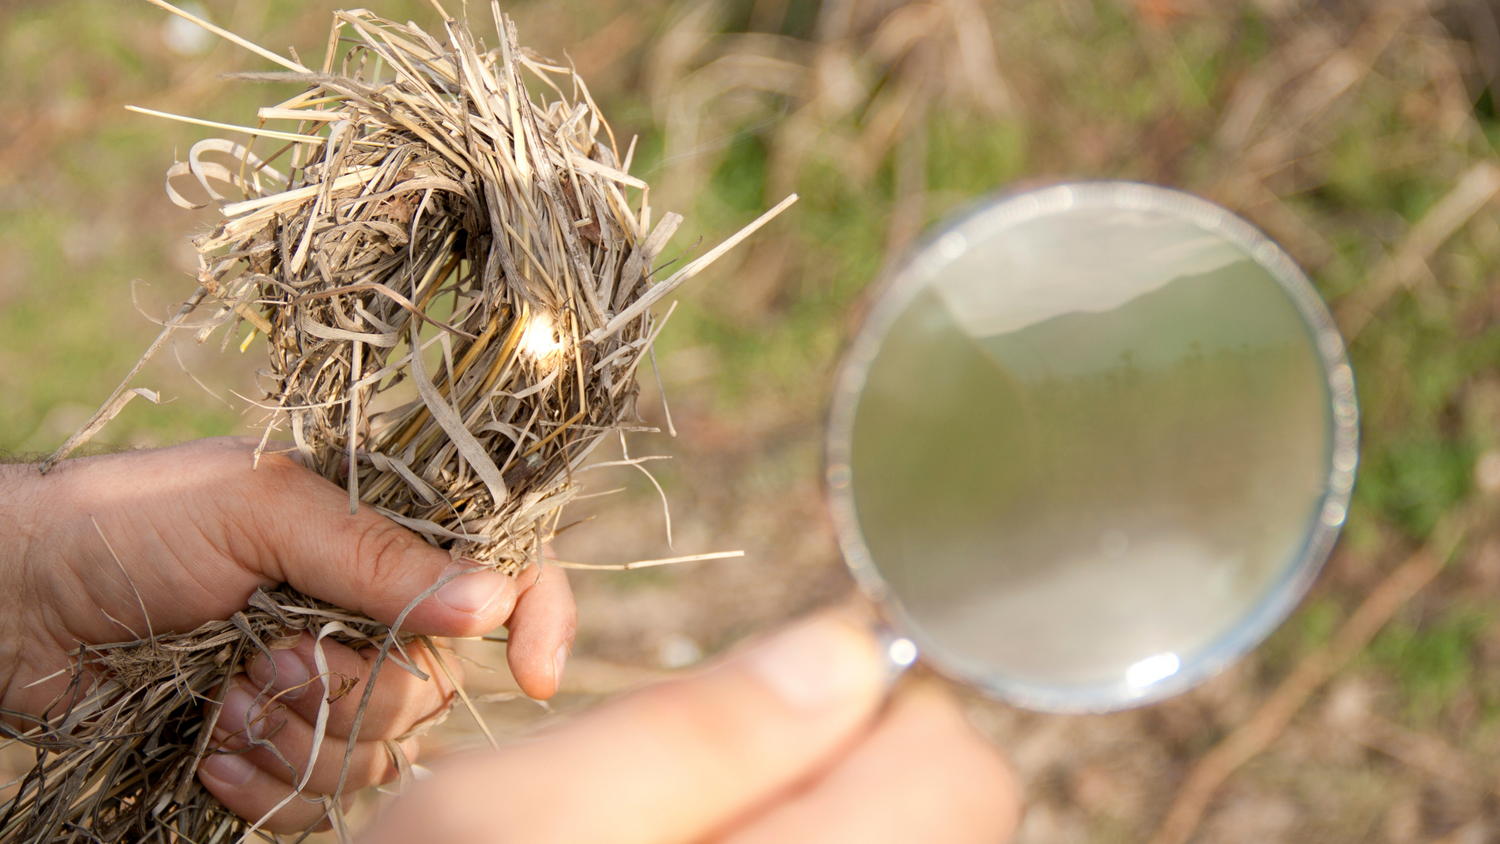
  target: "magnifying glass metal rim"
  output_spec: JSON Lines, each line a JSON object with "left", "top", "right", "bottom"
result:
{"left": 825, "top": 180, "right": 1360, "bottom": 713}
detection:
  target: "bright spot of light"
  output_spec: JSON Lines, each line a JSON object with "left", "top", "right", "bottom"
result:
{"left": 1125, "top": 652, "right": 1180, "bottom": 688}
{"left": 520, "top": 313, "right": 563, "bottom": 359}
{"left": 887, "top": 638, "right": 918, "bottom": 668}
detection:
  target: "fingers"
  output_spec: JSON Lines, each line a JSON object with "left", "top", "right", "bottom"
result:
{"left": 222, "top": 443, "right": 521, "bottom": 639}
{"left": 209, "top": 676, "right": 406, "bottom": 794}
{"left": 245, "top": 634, "right": 457, "bottom": 741}
{"left": 200, "top": 633, "right": 455, "bottom": 830}
{"left": 42, "top": 437, "right": 583, "bottom": 649}
{"left": 504, "top": 564, "right": 576, "bottom": 699}
{"left": 197, "top": 743, "right": 353, "bottom": 834}
{"left": 48, "top": 436, "right": 523, "bottom": 639}
{"left": 360, "top": 612, "right": 888, "bottom": 844}
{"left": 715, "top": 682, "right": 1022, "bottom": 844}
{"left": 197, "top": 675, "right": 372, "bottom": 835}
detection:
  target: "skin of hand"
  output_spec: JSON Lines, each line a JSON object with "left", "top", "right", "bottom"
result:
{"left": 360, "top": 612, "right": 1022, "bottom": 844}
{"left": 0, "top": 437, "right": 577, "bottom": 832}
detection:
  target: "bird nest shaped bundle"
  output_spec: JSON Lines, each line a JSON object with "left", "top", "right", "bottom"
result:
{"left": 4, "top": 5, "right": 791, "bottom": 843}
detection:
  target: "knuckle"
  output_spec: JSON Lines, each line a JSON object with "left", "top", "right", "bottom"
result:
{"left": 354, "top": 685, "right": 422, "bottom": 741}
{"left": 350, "top": 520, "right": 421, "bottom": 609}
{"left": 254, "top": 449, "right": 305, "bottom": 478}
{"left": 324, "top": 742, "right": 388, "bottom": 792}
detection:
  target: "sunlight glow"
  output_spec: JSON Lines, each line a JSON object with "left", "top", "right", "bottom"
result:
{"left": 1125, "top": 652, "right": 1181, "bottom": 688}
{"left": 520, "top": 313, "right": 564, "bottom": 359}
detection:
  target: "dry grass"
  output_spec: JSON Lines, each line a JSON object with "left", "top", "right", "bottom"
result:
{"left": 0, "top": 4, "right": 786, "bottom": 841}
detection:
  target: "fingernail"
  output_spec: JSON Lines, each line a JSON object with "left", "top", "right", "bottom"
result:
{"left": 741, "top": 616, "right": 881, "bottom": 712}
{"left": 220, "top": 684, "right": 267, "bottom": 741}
{"left": 435, "top": 563, "right": 511, "bottom": 617}
{"left": 200, "top": 750, "right": 257, "bottom": 786}
{"left": 552, "top": 642, "right": 570, "bottom": 691}
{"left": 249, "top": 649, "right": 312, "bottom": 701}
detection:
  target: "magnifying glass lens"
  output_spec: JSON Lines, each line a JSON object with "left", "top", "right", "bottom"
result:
{"left": 833, "top": 185, "right": 1355, "bottom": 711}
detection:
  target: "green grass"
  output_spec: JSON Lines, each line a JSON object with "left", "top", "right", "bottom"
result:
{"left": 1367, "top": 604, "right": 1493, "bottom": 721}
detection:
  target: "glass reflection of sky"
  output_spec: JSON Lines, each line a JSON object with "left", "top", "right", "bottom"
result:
{"left": 850, "top": 205, "right": 1331, "bottom": 694}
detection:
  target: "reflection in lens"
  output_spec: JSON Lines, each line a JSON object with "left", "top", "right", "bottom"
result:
{"left": 837, "top": 188, "right": 1351, "bottom": 708}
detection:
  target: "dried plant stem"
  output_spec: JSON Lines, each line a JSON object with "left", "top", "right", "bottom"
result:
{"left": 550, "top": 551, "right": 747, "bottom": 570}
{"left": 1334, "top": 160, "right": 1500, "bottom": 339}
{"left": 1148, "top": 512, "right": 1470, "bottom": 844}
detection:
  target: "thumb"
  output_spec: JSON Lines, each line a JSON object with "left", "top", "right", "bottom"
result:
{"left": 361, "top": 611, "right": 889, "bottom": 844}
{"left": 233, "top": 446, "right": 519, "bottom": 638}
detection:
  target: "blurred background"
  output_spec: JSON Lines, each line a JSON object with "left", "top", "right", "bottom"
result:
{"left": 4, "top": 0, "right": 1500, "bottom": 841}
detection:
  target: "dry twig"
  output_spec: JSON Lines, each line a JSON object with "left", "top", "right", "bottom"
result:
{"left": 1335, "top": 160, "right": 1500, "bottom": 339}
{"left": 1148, "top": 512, "right": 1470, "bottom": 844}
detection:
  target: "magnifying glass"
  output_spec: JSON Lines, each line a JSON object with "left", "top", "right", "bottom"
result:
{"left": 826, "top": 181, "right": 1359, "bottom": 713}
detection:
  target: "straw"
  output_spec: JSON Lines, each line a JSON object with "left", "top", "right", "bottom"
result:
{"left": 7, "top": 6, "right": 793, "bottom": 842}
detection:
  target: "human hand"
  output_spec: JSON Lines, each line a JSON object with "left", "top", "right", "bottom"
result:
{"left": 360, "top": 612, "right": 1020, "bottom": 844}
{"left": 0, "top": 436, "right": 576, "bottom": 831}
